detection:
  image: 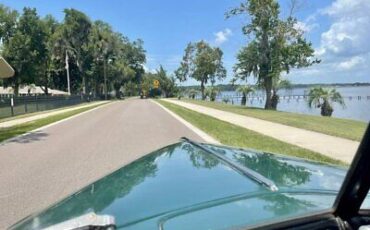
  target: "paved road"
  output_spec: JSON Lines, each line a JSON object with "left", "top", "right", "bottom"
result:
{"left": 0, "top": 99, "right": 204, "bottom": 228}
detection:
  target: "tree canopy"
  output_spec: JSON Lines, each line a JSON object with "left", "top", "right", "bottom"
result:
{"left": 175, "top": 41, "right": 226, "bottom": 100}
{"left": 228, "top": 0, "right": 319, "bottom": 110}
{"left": 141, "top": 66, "right": 177, "bottom": 98}
{"left": 0, "top": 4, "right": 146, "bottom": 97}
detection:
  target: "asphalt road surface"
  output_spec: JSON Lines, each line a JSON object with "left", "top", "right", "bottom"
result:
{"left": 0, "top": 99, "right": 204, "bottom": 229}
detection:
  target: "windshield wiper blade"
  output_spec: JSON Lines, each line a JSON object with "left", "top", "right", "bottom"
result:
{"left": 43, "top": 212, "right": 115, "bottom": 230}
{"left": 183, "top": 137, "right": 278, "bottom": 192}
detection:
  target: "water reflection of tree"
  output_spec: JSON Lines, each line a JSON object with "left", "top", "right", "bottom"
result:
{"left": 199, "top": 147, "right": 318, "bottom": 220}
{"left": 181, "top": 143, "right": 219, "bottom": 169}
{"left": 261, "top": 193, "right": 316, "bottom": 216}
{"left": 26, "top": 149, "right": 162, "bottom": 228}
{"left": 233, "top": 152, "right": 311, "bottom": 186}
{"left": 20, "top": 144, "right": 316, "bottom": 229}
{"left": 32, "top": 143, "right": 223, "bottom": 228}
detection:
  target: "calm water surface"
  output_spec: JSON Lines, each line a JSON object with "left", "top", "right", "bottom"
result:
{"left": 218, "top": 86, "right": 370, "bottom": 122}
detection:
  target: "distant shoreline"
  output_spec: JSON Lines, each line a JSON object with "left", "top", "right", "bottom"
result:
{"left": 286, "top": 82, "right": 370, "bottom": 88}
{"left": 180, "top": 82, "right": 370, "bottom": 91}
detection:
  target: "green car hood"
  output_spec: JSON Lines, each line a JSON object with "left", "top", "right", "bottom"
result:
{"left": 11, "top": 141, "right": 347, "bottom": 230}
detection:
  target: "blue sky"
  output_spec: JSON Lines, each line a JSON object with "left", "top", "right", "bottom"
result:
{"left": 2, "top": 0, "right": 370, "bottom": 85}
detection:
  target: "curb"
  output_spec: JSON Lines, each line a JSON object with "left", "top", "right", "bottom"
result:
{"left": 151, "top": 99, "right": 220, "bottom": 145}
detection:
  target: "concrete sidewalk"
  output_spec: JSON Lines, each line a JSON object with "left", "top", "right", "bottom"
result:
{"left": 162, "top": 99, "right": 360, "bottom": 163}
{"left": 0, "top": 101, "right": 108, "bottom": 128}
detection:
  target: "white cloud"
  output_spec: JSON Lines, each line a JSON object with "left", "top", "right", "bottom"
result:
{"left": 305, "top": 13, "right": 318, "bottom": 23}
{"left": 337, "top": 56, "right": 365, "bottom": 70}
{"left": 214, "top": 28, "right": 232, "bottom": 46}
{"left": 142, "top": 65, "right": 156, "bottom": 74}
{"left": 294, "top": 21, "right": 318, "bottom": 33}
{"left": 321, "top": 0, "right": 369, "bottom": 18}
{"left": 289, "top": 0, "right": 370, "bottom": 83}
{"left": 317, "top": 0, "right": 370, "bottom": 57}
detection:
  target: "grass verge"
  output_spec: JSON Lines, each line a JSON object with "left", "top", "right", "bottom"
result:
{"left": 0, "top": 103, "right": 105, "bottom": 142}
{"left": 181, "top": 99, "right": 367, "bottom": 141}
{"left": 158, "top": 100, "right": 344, "bottom": 166}
{"left": 0, "top": 102, "right": 105, "bottom": 123}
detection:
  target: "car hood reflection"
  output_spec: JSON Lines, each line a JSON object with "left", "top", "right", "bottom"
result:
{"left": 11, "top": 141, "right": 347, "bottom": 230}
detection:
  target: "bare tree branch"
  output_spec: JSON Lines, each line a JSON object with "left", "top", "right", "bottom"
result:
{"left": 288, "top": 0, "right": 305, "bottom": 17}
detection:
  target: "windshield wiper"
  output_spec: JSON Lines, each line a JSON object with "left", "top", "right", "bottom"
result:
{"left": 183, "top": 137, "right": 279, "bottom": 192}
{"left": 43, "top": 212, "right": 115, "bottom": 230}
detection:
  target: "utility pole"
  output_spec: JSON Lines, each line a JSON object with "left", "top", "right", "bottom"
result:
{"left": 65, "top": 50, "right": 71, "bottom": 95}
{"left": 103, "top": 58, "right": 107, "bottom": 100}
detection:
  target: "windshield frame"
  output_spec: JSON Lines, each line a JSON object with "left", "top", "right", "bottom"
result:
{"left": 333, "top": 123, "right": 370, "bottom": 218}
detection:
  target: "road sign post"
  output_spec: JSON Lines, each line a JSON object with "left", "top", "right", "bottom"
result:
{"left": 153, "top": 80, "right": 160, "bottom": 97}
{"left": 10, "top": 97, "right": 14, "bottom": 116}
{"left": 65, "top": 51, "right": 71, "bottom": 95}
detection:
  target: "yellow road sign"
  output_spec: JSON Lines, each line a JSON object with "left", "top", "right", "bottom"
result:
{"left": 153, "top": 80, "right": 160, "bottom": 88}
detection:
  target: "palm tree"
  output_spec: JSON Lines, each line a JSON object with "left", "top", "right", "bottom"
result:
{"left": 236, "top": 85, "right": 254, "bottom": 106}
{"left": 307, "top": 87, "right": 345, "bottom": 117}
{"left": 205, "top": 86, "right": 220, "bottom": 101}
{"left": 222, "top": 96, "right": 231, "bottom": 104}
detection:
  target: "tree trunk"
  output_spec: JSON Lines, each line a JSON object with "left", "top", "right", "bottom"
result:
{"left": 271, "top": 90, "right": 279, "bottom": 110}
{"left": 44, "top": 72, "right": 49, "bottom": 95}
{"left": 264, "top": 77, "right": 273, "bottom": 109}
{"left": 14, "top": 79, "right": 19, "bottom": 96}
{"left": 201, "top": 81, "right": 205, "bottom": 100}
{"left": 95, "top": 83, "right": 100, "bottom": 97}
{"left": 241, "top": 93, "right": 246, "bottom": 106}
{"left": 321, "top": 100, "right": 333, "bottom": 117}
{"left": 261, "top": 27, "right": 272, "bottom": 110}
{"left": 13, "top": 68, "right": 20, "bottom": 96}
{"left": 115, "top": 89, "right": 120, "bottom": 98}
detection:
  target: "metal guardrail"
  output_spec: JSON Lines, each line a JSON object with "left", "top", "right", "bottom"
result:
{"left": 0, "top": 95, "right": 95, "bottom": 119}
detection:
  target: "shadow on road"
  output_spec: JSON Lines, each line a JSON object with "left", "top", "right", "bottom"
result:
{"left": 9, "top": 131, "right": 49, "bottom": 144}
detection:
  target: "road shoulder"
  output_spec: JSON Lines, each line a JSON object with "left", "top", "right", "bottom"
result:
{"left": 151, "top": 99, "right": 219, "bottom": 144}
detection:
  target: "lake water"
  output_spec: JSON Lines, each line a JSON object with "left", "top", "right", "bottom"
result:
{"left": 216, "top": 86, "right": 370, "bottom": 122}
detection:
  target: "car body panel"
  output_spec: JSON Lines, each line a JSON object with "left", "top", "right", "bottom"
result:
{"left": 11, "top": 141, "right": 348, "bottom": 230}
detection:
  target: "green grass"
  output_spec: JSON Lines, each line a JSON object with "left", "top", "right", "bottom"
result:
{"left": 158, "top": 100, "right": 345, "bottom": 166}
{"left": 181, "top": 98, "right": 367, "bottom": 141}
{"left": 0, "top": 104, "right": 104, "bottom": 142}
{"left": 0, "top": 102, "right": 102, "bottom": 123}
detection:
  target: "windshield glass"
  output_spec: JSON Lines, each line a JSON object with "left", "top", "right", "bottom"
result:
{"left": 0, "top": 0, "right": 369, "bottom": 229}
